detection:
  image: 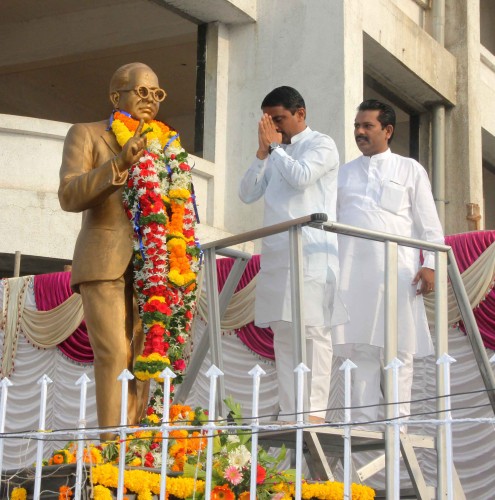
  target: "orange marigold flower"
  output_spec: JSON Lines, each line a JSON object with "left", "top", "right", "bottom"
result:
{"left": 170, "top": 429, "right": 189, "bottom": 439}
{"left": 58, "top": 485, "right": 73, "bottom": 499}
{"left": 53, "top": 454, "right": 65, "bottom": 465}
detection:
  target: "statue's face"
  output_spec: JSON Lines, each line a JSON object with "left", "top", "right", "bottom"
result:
{"left": 117, "top": 67, "right": 161, "bottom": 122}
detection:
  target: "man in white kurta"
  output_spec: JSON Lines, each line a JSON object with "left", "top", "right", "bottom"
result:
{"left": 239, "top": 86, "right": 341, "bottom": 421}
{"left": 333, "top": 99, "right": 444, "bottom": 427}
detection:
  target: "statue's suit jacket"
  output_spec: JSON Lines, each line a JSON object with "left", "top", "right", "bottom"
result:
{"left": 59, "top": 120, "right": 134, "bottom": 291}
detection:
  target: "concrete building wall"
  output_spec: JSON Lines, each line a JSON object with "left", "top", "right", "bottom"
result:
{"left": 1, "top": 0, "right": 494, "bottom": 269}
{"left": 224, "top": 0, "right": 353, "bottom": 235}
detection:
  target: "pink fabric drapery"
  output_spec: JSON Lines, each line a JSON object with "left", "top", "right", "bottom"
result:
{"left": 445, "top": 231, "right": 495, "bottom": 349}
{"left": 27, "top": 230, "right": 495, "bottom": 362}
{"left": 216, "top": 256, "right": 275, "bottom": 360}
{"left": 33, "top": 271, "right": 93, "bottom": 363}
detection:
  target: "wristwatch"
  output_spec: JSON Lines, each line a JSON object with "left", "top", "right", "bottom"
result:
{"left": 268, "top": 142, "right": 281, "bottom": 155}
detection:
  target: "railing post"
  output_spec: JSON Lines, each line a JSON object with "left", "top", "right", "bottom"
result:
{"left": 249, "top": 364, "right": 266, "bottom": 499}
{"left": 0, "top": 377, "right": 13, "bottom": 477}
{"left": 34, "top": 374, "right": 52, "bottom": 500}
{"left": 436, "top": 250, "right": 449, "bottom": 498}
{"left": 288, "top": 224, "right": 309, "bottom": 420}
{"left": 204, "top": 247, "right": 226, "bottom": 417}
{"left": 294, "top": 363, "right": 310, "bottom": 500}
{"left": 117, "top": 369, "right": 134, "bottom": 500}
{"left": 384, "top": 240, "right": 398, "bottom": 499}
{"left": 385, "top": 357, "right": 404, "bottom": 500}
{"left": 75, "top": 373, "right": 91, "bottom": 500}
{"left": 340, "top": 359, "right": 356, "bottom": 500}
{"left": 160, "top": 367, "right": 176, "bottom": 500}
{"left": 437, "top": 353, "right": 456, "bottom": 500}
{"left": 204, "top": 364, "right": 224, "bottom": 499}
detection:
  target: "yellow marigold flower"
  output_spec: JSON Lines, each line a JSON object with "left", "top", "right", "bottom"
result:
{"left": 91, "top": 464, "right": 119, "bottom": 488}
{"left": 168, "top": 231, "right": 186, "bottom": 240}
{"left": 134, "top": 370, "right": 168, "bottom": 382}
{"left": 93, "top": 485, "right": 113, "bottom": 500}
{"left": 146, "top": 413, "right": 160, "bottom": 424}
{"left": 167, "top": 238, "right": 187, "bottom": 250}
{"left": 10, "top": 487, "right": 27, "bottom": 500}
{"left": 169, "top": 188, "right": 190, "bottom": 199}
{"left": 146, "top": 352, "right": 170, "bottom": 362}
{"left": 168, "top": 269, "right": 196, "bottom": 287}
{"left": 90, "top": 446, "right": 103, "bottom": 465}
{"left": 112, "top": 121, "right": 133, "bottom": 147}
{"left": 167, "top": 476, "right": 204, "bottom": 498}
{"left": 148, "top": 295, "right": 166, "bottom": 303}
{"left": 134, "top": 430, "right": 153, "bottom": 440}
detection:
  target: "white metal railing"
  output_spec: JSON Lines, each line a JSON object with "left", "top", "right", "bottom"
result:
{"left": 191, "top": 213, "right": 495, "bottom": 499}
{"left": 1, "top": 356, "right": 494, "bottom": 499}
{"left": 1, "top": 213, "right": 494, "bottom": 500}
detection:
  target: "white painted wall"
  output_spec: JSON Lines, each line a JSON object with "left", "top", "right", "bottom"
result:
{"left": 0, "top": 114, "right": 78, "bottom": 260}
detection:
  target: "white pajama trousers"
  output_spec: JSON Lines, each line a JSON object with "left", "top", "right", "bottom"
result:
{"left": 346, "top": 344, "right": 414, "bottom": 428}
{"left": 271, "top": 320, "right": 333, "bottom": 420}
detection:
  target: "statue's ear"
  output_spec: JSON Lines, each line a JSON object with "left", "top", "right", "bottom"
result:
{"left": 110, "top": 91, "right": 120, "bottom": 108}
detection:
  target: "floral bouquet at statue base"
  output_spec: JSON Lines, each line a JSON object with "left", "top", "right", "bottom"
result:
{"left": 34, "top": 390, "right": 375, "bottom": 500}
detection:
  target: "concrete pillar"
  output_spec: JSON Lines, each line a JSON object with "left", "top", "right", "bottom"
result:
{"left": 445, "top": 1, "right": 483, "bottom": 233}
{"left": 203, "top": 22, "right": 230, "bottom": 229}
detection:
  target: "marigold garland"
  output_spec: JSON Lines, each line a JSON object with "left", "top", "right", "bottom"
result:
{"left": 113, "top": 110, "right": 200, "bottom": 384}
{"left": 88, "top": 464, "right": 375, "bottom": 500}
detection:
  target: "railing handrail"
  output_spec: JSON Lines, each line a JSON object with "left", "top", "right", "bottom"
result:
{"left": 200, "top": 212, "right": 450, "bottom": 254}
{"left": 200, "top": 213, "right": 328, "bottom": 251}
{"left": 321, "top": 220, "right": 451, "bottom": 253}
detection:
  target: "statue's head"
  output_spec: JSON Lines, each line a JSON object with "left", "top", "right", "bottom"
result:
{"left": 109, "top": 62, "right": 166, "bottom": 122}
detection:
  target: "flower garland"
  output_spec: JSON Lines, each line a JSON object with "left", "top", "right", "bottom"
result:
{"left": 112, "top": 111, "right": 200, "bottom": 384}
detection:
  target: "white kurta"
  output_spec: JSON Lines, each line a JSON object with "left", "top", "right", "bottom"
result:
{"left": 239, "top": 127, "right": 340, "bottom": 327}
{"left": 333, "top": 149, "right": 444, "bottom": 356}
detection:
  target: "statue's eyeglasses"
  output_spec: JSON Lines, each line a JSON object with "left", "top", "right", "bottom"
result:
{"left": 118, "top": 85, "right": 167, "bottom": 102}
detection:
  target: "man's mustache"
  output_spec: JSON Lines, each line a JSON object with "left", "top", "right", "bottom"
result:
{"left": 355, "top": 135, "right": 369, "bottom": 142}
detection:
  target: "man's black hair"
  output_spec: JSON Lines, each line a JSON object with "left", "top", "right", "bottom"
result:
{"left": 261, "top": 86, "right": 306, "bottom": 114}
{"left": 358, "top": 99, "right": 396, "bottom": 143}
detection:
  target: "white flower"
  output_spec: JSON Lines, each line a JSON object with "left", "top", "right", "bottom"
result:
{"left": 227, "top": 445, "right": 251, "bottom": 469}
{"left": 167, "top": 145, "right": 183, "bottom": 157}
{"left": 147, "top": 138, "right": 162, "bottom": 154}
{"left": 226, "top": 434, "right": 240, "bottom": 444}
{"left": 152, "top": 453, "right": 162, "bottom": 468}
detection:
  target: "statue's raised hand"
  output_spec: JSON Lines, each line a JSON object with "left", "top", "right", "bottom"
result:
{"left": 115, "top": 119, "right": 148, "bottom": 172}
